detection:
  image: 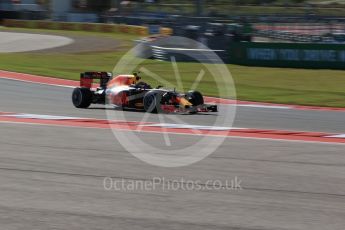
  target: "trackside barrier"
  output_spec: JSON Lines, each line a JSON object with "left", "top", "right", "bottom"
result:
{"left": 152, "top": 45, "right": 227, "bottom": 63}
{"left": 36, "top": 20, "right": 56, "bottom": 29}
{"left": 229, "top": 42, "right": 345, "bottom": 69}
{"left": 2, "top": 19, "right": 170, "bottom": 36}
{"left": 79, "top": 23, "right": 102, "bottom": 32}
{"left": 58, "top": 22, "right": 78, "bottom": 30}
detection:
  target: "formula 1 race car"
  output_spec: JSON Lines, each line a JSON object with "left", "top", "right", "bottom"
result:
{"left": 71, "top": 71, "right": 218, "bottom": 114}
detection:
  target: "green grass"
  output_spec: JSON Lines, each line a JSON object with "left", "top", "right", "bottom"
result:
{"left": 1, "top": 27, "right": 345, "bottom": 107}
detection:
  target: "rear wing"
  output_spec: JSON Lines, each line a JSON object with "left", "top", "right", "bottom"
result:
{"left": 80, "top": 72, "right": 112, "bottom": 89}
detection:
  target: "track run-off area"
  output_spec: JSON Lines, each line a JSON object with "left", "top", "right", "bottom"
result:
{"left": 1, "top": 69, "right": 345, "bottom": 144}
{"left": 1, "top": 70, "right": 345, "bottom": 230}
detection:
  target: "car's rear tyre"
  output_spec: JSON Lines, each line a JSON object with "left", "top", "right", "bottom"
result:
{"left": 186, "top": 90, "right": 204, "bottom": 106}
{"left": 143, "top": 91, "right": 162, "bottom": 113}
{"left": 72, "top": 87, "right": 92, "bottom": 108}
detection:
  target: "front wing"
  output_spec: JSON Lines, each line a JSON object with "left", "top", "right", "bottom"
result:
{"left": 161, "top": 104, "right": 218, "bottom": 114}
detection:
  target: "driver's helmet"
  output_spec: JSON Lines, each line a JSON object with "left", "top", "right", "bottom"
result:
{"left": 108, "top": 75, "right": 139, "bottom": 87}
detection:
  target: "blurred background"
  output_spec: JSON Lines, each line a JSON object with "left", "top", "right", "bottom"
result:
{"left": 1, "top": 0, "right": 345, "bottom": 43}
{"left": 1, "top": 0, "right": 345, "bottom": 68}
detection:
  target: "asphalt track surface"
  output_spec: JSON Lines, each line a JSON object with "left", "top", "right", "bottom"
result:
{"left": 1, "top": 78, "right": 345, "bottom": 229}
{"left": 0, "top": 32, "right": 74, "bottom": 53}
{"left": 2, "top": 78, "right": 345, "bottom": 133}
{"left": 0, "top": 30, "right": 122, "bottom": 54}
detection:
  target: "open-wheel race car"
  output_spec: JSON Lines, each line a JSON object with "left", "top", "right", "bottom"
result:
{"left": 72, "top": 71, "right": 218, "bottom": 114}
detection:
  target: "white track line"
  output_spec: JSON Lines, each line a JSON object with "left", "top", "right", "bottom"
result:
{"left": 1, "top": 120, "right": 345, "bottom": 146}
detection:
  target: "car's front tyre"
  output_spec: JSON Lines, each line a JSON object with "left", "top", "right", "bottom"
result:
{"left": 186, "top": 90, "right": 204, "bottom": 106}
